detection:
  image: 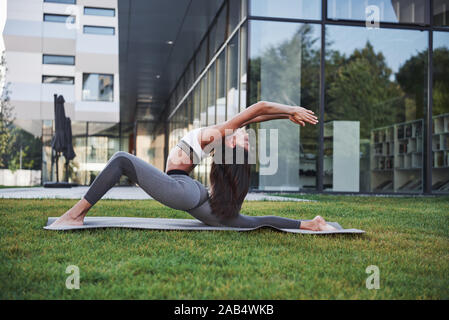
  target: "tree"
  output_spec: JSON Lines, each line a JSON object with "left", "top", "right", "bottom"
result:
{"left": 0, "top": 51, "right": 42, "bottom": 171}
{"left": 0, "top": 51, "right": 14, "bottom": 168}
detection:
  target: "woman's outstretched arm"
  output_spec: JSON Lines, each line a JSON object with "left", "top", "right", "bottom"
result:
{"left": 200, "top": 101, "right": 318, "bottom": 147}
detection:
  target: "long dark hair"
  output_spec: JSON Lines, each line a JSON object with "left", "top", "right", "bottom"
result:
{"left": 209, "top": 138, "right": 251, "bottom": 219}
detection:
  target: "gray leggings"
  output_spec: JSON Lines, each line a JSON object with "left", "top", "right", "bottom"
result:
{"left": 84, "top": 151, "right": 301, "bottom": 229}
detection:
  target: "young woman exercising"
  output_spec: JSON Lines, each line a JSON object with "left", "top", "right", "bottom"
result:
{"left": 49, "top": 101, "right": 336, "bottom": 231}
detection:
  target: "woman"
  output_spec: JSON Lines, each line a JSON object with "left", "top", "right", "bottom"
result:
{"left": 49, "top": 101, "right": 335, "bottom": 231}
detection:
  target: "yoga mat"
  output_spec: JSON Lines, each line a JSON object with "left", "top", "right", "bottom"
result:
{"left": 44, "top": 217, "right": 365, "bottom": 234}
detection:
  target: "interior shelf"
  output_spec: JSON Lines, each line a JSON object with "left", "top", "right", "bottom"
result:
{"left": 370, "top": 113, "right": 449, "bottom": 192}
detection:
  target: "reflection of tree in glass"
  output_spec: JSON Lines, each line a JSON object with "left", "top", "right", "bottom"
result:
{"left": 432, "top": 47, "right": 449, "bottom": 116}
{"left": 249, "top": 24, "right": 320, "bottom": 156}
{"left": 1, "top": 127, "right": 42, "bottom": 171}
{"left": 325, "top": 41, "right": 407, "bottom": 139}
{"left": 396, "top": 47, "right": 449, "bottom": 117}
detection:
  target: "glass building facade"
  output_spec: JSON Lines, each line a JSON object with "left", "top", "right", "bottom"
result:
{"left": 166, "top": 0, "right": 449, "bottom": 194}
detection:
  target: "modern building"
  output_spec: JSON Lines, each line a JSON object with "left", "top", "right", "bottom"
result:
{"left": 1, "top": 0, "right": 119, "bottom": 185}
{"left": 1, "top": 0, "right": 449, "bottom": 195}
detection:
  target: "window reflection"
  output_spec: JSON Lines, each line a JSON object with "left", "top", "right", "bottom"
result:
{"left": 327, "top": 0, "right": 429, "bottom": 25}
{"left": 250, "top": 0, "right": 321, "bottom": 20}
{"left": 249, "top": 20, "right": 321, "bottom": 191}
{"left": 82, "top": 73, "right": 114, "bottom": 102}
{"left": 432, "top": 32, "right": 449, "bottom": 193}
{"left": 325, "top": 25, "right": 428, "bottom": 193}
{"left": 207, "top": 64, "right": 216, "bottom": 126}
{"left": 434, "top": 0, "right": 449, "bottom": 27}
{"left": 228, "top": 0, "right": 242, "bottom": 34}
{"left": 227, "top": 34, "right": 239, "bottom": 119}
{"left": 216, "top": 52, "right": 226, "bottom": 123}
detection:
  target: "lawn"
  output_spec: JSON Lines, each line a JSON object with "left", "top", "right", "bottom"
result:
{"left": 0, "top": 194, "right": 448, "bottom": 299}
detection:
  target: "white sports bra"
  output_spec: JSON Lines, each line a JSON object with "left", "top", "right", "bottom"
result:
{"left": 176, "top": 127, "right": 208, "bottom": 164}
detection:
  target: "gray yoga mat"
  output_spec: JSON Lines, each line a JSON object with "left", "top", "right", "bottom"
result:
{"left": 44, "top": 217, "right": 365, "bottom": 234}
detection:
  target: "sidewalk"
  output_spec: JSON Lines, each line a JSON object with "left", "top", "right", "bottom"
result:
{"left": 0, "top": 186, "right": 314, "bottom": 202}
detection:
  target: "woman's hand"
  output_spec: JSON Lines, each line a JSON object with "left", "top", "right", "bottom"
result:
{"left": 288, "top": 106, "right": 318, "bottom": 126}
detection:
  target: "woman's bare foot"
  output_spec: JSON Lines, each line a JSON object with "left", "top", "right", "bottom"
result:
{"left": 48, "top": 199, "right": 92, "bottom": 228}
{"left": 300, "top": 215, "right": 337, "bottom": 231}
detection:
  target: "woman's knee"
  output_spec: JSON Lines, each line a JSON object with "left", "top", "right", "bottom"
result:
{"left": 111, "top": 151, "right": 130, "bottom": 160}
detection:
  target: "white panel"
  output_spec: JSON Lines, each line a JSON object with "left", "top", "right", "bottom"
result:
{"left": 3, "top": 34, "right": 42, "bottom": 53}
{"left": 41, "top": 84, "right": 75, "bottom": 103}
{"left": 42, "top": 64, "right": 75, "bottom": 77}
{"left": 5, "top": 51, "right": 41, "bottom": 83}
{"left": 75, "top": 53, "right": 118, "bottom": 73}
{"left": 81, "top": 15, "right": 117, "bottom": 28}
{"left": 43, "top": 2, "right": 79, "bottom": 15}
{"left": 333, "top": 121, "right": 360, "bottom": 192}
{"left": 7, "top": 0, "right": 42, "bottom": 22}
{"left": 8, "top": 100, "right": 41, "bottom": 120}
{"left": 0, "top": 0, "right": 7, "bottom": 52}
{"left": 75, "top": 100, "right": 119, "bottom": 113}
{"left": 3, "top": 19, "right": 42, "bottom": 37}
{"left": 76, "top": 34, "right": 118, "bottom": 54}
{"left": 43, "top": 21, "right": 77, "bottom": 39}
{"left": 9, "top": 82, "right": 41, "bottom": 101}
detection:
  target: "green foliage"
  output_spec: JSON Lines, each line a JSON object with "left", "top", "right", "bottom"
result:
{"left": 0, "top": 51, "right": 13, "bottom": 168}
{"left": 0, "top": 51, "right": 42, "bottom": 171}
{"left": 1, "top": 126, "right": 42, "bottom": 171}
{"left": 326, "top": 41, "right": 408, "bottom": 138}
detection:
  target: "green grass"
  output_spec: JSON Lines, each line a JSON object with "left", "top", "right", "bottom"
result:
{"left": 1, "top": 195, "right": 448, "bottom": 299}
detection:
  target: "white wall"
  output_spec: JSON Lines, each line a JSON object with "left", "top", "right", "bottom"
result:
{"left": 0, "top": 169, "right": 41, "bottom": 186}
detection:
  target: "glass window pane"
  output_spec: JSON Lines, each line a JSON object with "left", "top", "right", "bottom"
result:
{"left": 196, "top": 39, "right": 207, "bottom": 77}
{"left": 249, "top": 20, "right": 321, "bottom": 191}
{"left": 87, "top": 123, "right": 120, "bottom": 183}
{"left": 200, "top": 75, "right": 208, "bottom": 127}
{"left": 327, "top": 0, "right": 429, "bottom": 25}
{"left": 84, "top": 7, "right": 115, "bottom": 17}
{"left": 242, "top": 0, "right": 248, "bottom": 19}
{"left": 44, "top": 14, "right": 75, "bottom": 23}
{"left": 228, "top": 0, "right": 242, "bottom": 35}
{"left": 215, "top": 3, "right": 227, "bottom": 52}
{"left": 251, "top": 0, "right": 321, "bottom": 20}
{"left": 240, "top": 22, "right": 247, "bottom": 112}
{"left": 44, "top": 0, "right": 76, "bottom": 4}
{"left": 216, "top": 52, "right": 226, "bottom": 124}
{"left": 227, "top": 33, "right": 239, "bottom": 119}
{"left": 82, "top": 73, "right": 114, "bottom": 101}
{"left": 325, "top": 25, "right": 428, "bottom": 193}
{"left": 207, "top": 63, "right": 216, "bottom": 125}
{"left": 187, "top": 94, "right": 193, "bottom": 131}
{"left": 43, "top": 54, "right": 75, "bottom": 65}
{"left": 186, "top": 62, "right": 194, "bottom": 91}
{"left": 434, "top": 0, "right": 449, "bottom": 27}
{"left": 42, "top": 75, "right": 74, "bottom": 84}
{"left": 193, "top": 85, "right": 201, "bottom": 128}
{"left": 209, "top": 22, "right": 217, "bottom": 60}
{"left": 432, "top": 31, "right": 449, "bottom": 193}
{"left": 83, "top": 25, "right": 115, "bottom": 35}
